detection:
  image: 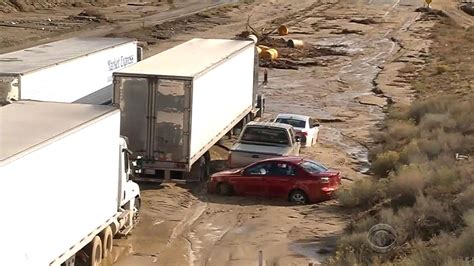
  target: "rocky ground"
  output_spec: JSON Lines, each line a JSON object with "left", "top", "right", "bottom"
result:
{"left": 1, "top": 0, "right": 472, "bottom": 265}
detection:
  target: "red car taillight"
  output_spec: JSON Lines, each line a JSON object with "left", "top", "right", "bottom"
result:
{"left": 297, "top": 131, "right": 308, "bottom": 136}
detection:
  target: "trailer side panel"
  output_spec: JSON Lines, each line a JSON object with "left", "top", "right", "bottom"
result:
{"left": 0, "top": 105, "right": 120, "bottom": 265}
{"left": 19, "top": 42, "right": 137, "bottom": 104}
{"left": 189, "top": 45, "right": 255, "bottom": 163}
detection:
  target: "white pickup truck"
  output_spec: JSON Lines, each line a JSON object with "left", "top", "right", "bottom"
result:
{"left": 228, "top": 121, "right": 301, "bottom": 168}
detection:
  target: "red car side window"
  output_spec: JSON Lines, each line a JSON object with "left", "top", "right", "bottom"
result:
{"left": 270, "top": 163, "right": 296, "bottom": 176}
{"left": 245, "top": 162, "right": 272, "bottom": 176}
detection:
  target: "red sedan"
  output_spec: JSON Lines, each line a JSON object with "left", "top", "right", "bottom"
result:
{"left": 207, "top": 157, "right": 341, "bottom": 204}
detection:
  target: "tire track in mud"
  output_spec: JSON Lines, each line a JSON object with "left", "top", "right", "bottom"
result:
{"left": 156, "top": 201, "right": 208, "bottom": 265}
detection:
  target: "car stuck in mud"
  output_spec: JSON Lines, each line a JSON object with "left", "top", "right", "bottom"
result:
{"left": 208, "top": 157, "right": 341, "bottom": 204}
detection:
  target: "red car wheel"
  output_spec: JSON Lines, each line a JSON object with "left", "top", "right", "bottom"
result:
{"left": 289, "top": 189, "right": 308, "bottom": 205}
{"left": 218, "top": 182, "right": 233, "bottom": 196}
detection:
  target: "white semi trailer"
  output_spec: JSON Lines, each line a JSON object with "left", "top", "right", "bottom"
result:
{"left": 0, "top": 101, "right": 140, "bottom": 266}
{"left": 0, "top": 37, "right": 141, "bottom": 105}
{"left": 113, "top": 38, "right": 264, "bottom": 181}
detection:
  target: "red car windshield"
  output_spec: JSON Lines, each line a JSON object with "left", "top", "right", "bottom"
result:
{"left": 299, "top": 160, "right": 328, "bottom": 174}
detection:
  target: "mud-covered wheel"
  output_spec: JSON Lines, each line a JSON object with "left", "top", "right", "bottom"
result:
{"left": 100, "top": 226, "right": 113, "bottom": 259}
{"left": 289, "top": 189, "right": 308, "bottom": 205}
{"left": 218, "top": 182, "right": 233, "bottom": 196}
{"left": 79, "top": 236, "right": 102, "bottom": 266}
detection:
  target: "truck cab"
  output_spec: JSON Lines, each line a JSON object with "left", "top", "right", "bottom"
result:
{"left": 117, "top": 137, "right": 141, "bottom": 234}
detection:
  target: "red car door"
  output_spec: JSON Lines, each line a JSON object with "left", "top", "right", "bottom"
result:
{"left": 234, "top": 162, "right": 271, "bottom": 196}
{"left": 264, "top": 162, "right": 298, "bottom": 198}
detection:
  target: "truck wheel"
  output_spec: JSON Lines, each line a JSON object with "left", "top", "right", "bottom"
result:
{"left": 218, "top": 182, "right": 233, "bottom": 196}
{"left": 81, "top": 236, "right": 102, "bottom": 266}
{"left": 289, "top": 189, "right": 308, "bottom": 205}
{"left": 100, "top": 226, "right": 113, "bottom": 259}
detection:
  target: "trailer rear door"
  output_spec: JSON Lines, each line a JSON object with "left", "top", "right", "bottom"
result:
{"left": 150, "top": 79, "right": 191, "bottom": 164}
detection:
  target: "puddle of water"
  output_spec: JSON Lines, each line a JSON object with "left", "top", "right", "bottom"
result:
{"left": 289, "top": 241, "right": 336, "bottom": 265}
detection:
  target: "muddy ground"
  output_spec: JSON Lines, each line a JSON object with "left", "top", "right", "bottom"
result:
{"left": 1, "top": 0, "right": 472, "bottom": 265}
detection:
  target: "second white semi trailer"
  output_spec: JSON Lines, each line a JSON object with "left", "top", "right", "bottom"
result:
{"left": 113, "top": 38, "right": 264, "bottom": 181}
{"left": 0, "top": 37, "right": 141, "bottom": 105}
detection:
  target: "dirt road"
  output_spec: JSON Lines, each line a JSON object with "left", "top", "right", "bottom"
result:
{"left": 1, "top": 0, "right": 469, "bottom": 265}
{"left": 102, "top": 0, "right": 440, "bottom": 265}
{"left": 0, "top": 0, "right": 241, "bottom": 53}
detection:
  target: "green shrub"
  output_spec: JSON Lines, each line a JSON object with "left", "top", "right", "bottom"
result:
{"left": 387, "top": 164, "right": 426, "bottom": 206}
{"left": 336, "top": 178, "right": 380, "bottom": 208}
{"left": 372, "top": 151, "right": 400, "bottom": 178}
{"left": 399, "top": 140, "right": 427, "bottom": 164}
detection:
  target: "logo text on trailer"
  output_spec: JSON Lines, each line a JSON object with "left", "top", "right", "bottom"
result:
{"left": 108, "top": 55, "right": 135, "bottom": 71}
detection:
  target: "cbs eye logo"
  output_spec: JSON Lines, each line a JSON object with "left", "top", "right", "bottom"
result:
{"left": 367, "top": 224, "right": 398, "bottom": 253}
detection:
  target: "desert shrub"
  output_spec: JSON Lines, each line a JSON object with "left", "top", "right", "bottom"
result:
{"left": 399, "top": 140, "right": 427, "bottom": 164}
{"left": 387, "top": 164, "right": 426, "bottom": 206}
{"left": 398, "top": 244, "right": 443, "bottom": 266}
{"left": 448, "top": 210, "right": 474, "bottom": 258}
{"left": 336, "top": 178, "right": 380, "bottom": 208}
{"left": 397, "top": 235, "right": 455, "bottom": 266}
{"left": 325, "top": 248, "right": 360, "bottom": 266}
{"left": 388, "top": 104, "right": 410, "bottom": 120}
{"left": 448, "top": 99, "right": 474, "bottom": 134}
{"left": 379, "top": 207, "right": 416, "bottom": 242}
{"left": 412, "top": 194, "right": 456, "bottom": 240}
{"left": 368, "top": 143, "right": 384, "bottom": 162}
{"left": 386, "top": 120, "right": 418, "bottom": 142}
{"left": 455, "top": 184, "right": 474, "bottom": 212}
{"left": 419, "top": 113, "right": 456, "bottom": 132}
{"left": 463, "top": 209, "right": 474, "bottom": 228}
{"left": 372, "top": 151, "right": 400, "bottom": 178}
{"left": 417, "top": 138, "right": 443, "bottom": 159}
{"left": 408, "top": 96, "right": 455, "bottom": 124}
{"left": 442, "top": 258, "right": 474, "bottom": 266}
{"left": 436, "top": 131, "right": 467, "bottom": 154}
{"left": 424, "top": 165, "right": 464, "bottom": 198}
{"left": 351, "top": 216, "right": 378, "bottom": 233}
{"left": 331, "top": 233, "right": 374, "bottom": 265}
{"left": 435, "top": 64, "right": 451, "bottom": 75}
